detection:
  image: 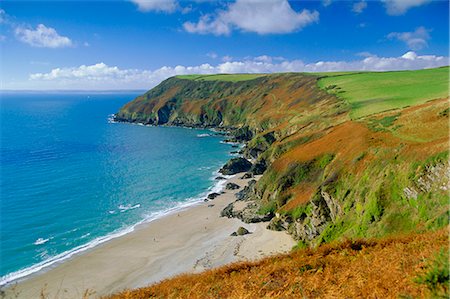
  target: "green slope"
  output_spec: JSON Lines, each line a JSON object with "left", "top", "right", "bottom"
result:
{"left": 317, "top": 67, "right": 449, "bottom": 119}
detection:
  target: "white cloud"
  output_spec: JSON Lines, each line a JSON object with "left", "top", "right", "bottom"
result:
{"left": 183, "top": 0, "right": 319, "bottom": 35}
{"left": 0, "top": 8, "right": 10, "bottom": 24}
{"left": 382, "top": 0, "right": 431, "bottom": 15}
{"left": 130, "top": 0, "right": 177, "bottom": 13}
{"left": 352, "top": 1, "right": 367, "bottom": 14}
{"left": 356, "top": 51, "right": 374, "bottom": 57}
{"left": 184, "top": 14, "right": 231, "bottom": 35}
{"left": 30, "top": 63, "right": 137, "bottom": 81}
{"left": 387, "top": 26, "right": 430, "bottom": 50}
{"left": 254, "top": 55, "right": 275, "bottom": 63}
{"left": 15, "top": 24, "right": 72, "bottom": 48}
{"left": 322, "top": 0, "right": 333, "bottom": 7}
{"left": 28, "top": 62, "right": 216, "bottom": 89}
{"left": 222, "top": 55, "right": 233, "bottom": 62}
{"left": 26, "top": 52, "right": 448, "bottom": 90}
{"left": 206, "top": 52, "right": 218, "bottom": 59}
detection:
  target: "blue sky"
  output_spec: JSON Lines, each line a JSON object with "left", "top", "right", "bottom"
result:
{"left": 0, "top": 0, "right": 448, "bottom": 90}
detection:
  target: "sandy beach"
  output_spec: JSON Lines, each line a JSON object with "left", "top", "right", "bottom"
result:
{"left": 5, "top": 173, "right": 295, "bottom": 298}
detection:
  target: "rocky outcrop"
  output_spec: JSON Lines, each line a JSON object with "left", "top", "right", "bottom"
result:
{"left": 235, "top": 180, "right": 257, "bottom": 200}
{"left": 230, "top": 126, "right": 253, "bottom": 142}
{"left": 240, "top": 173, "right": 254, "bottom": 179}
{"left": 220, "top": 180, "right": 273, "bottom": 223}
{"left": 249, "top": 159, "right": 267, "bottom": 175}
{"left": 207, "top": 193, "right": 221, "bottom": 200}
{"left": 245, "top": 143, "right": 268, "bottom": 160}
{"left": 230, "top": 227, "right": 250, "bottom": 236}
{"left": 320, "top": 190, "right": 341, "bottom": 222}
{"left": 242, "top": 132, "right": 276, "bottom": 159}
{"left": 403, "top": 161, "right": 450, "bottom": 200}
{"left": 288, "top": 196, "right": 332, "bottom": 241}
{"left": 225, "top": 182, "right": 240, "bottom": 190}
{"left": 267, "top": 188, "right": 341, "bottom": 242}
{"left": 156, "top": 99, "right": 177, "bottom": 124}
{"left": 219, "top": 158, "right": 252, "bottom": 175}
{"left": 221, "top": 200, "right": 273, "bottom": 223}
{"left": 220, "top": 203, "right": 234, "bottom": 218}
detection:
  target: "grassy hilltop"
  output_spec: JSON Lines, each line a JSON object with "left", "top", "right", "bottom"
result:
{"left": 114, "top": 66, "right": 449, "bottom": 297}
{"left": 317, "top": 67, "right": 449, "bottom": 119}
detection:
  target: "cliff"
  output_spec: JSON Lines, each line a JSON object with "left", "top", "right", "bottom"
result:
{"left": 115, "top": 68, "right": 449, "bottom": 246}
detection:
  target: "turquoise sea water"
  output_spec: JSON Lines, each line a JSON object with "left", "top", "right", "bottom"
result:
{"left": 0, "top": 92, "right": 234, "bottom": 284}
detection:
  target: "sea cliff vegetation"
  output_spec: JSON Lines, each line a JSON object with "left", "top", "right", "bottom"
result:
{"left": 113, "top": 66, "right": 449, "bottom": 297}
{"left": 108, "top": 228, "right": 448, "bottom": 298}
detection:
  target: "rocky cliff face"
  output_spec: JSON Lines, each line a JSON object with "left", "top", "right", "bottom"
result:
{"left": 403, "top": 161, "right": 450, "bottom": 199}
{"left": 267, "top": 188, "right": 339, "bottom": 242}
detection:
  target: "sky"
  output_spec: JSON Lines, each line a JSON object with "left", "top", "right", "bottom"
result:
{"left": 0, "top": 0, "right": 448, "bottom": 90}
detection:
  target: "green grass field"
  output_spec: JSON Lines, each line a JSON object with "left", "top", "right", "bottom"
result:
{"left": 317, "top": 67, "right": 449, "bottom": 119}
{"left": 176, "top": 73, "right": 266, "bottom": 82}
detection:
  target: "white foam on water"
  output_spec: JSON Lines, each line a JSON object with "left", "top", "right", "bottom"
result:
{"left": 107, "top": 114, "right": 117, "bottom": 124}
{"left": 33, "top": 238, "right": 49, "bottom": 246}
{"left": 118, "top": 203, "right": 141, "bottom": 212}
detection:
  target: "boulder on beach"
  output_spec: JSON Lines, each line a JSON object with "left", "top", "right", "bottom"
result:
{"left": 240, "top": 172, "right": 254, "bottom": 179}
{"left": 225, "top": 182, "right": 240, "bottom": 190}
{"left": 235, "top": 180, "right": 257, "bottom": 201}
{"left": 221, "top": 203, "right": 234, "bottom": 218}
{"left": 237, "top": 227, "right": 250, "bottom": 235}
{"left": 207, "top": 193, "right": 221, "bottom": 200}
{"left": 219, "top": 158, "right": 252, "bottom": 175}
{"left": 215, "top": 176, "right": 226, "bottom": 180}
{"left": 231, "top": 227, "right": 250, "bottom": 236}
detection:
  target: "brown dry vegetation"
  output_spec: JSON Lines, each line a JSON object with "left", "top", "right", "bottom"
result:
{"left": 107, "top": 228, "right": 448, "bottom": 299}
{"left": 263, "top": 98, "right": 449, "bottom": 215}
{"left": 274, "top": 98, "right": 448, "bottom": 172}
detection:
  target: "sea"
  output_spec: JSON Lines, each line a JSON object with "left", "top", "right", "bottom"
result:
{"left": 0, "top": 91, "right": 235, "bottom": 285}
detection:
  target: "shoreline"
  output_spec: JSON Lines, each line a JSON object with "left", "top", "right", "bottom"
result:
{"left": 5, "top": 173, "right": 295, "bottom": 298}
{"left": 0, "top": 122, "right": 237, "bottom": 288}
{"left": 0, "top": 170, "right": 230, "bottom": 288}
